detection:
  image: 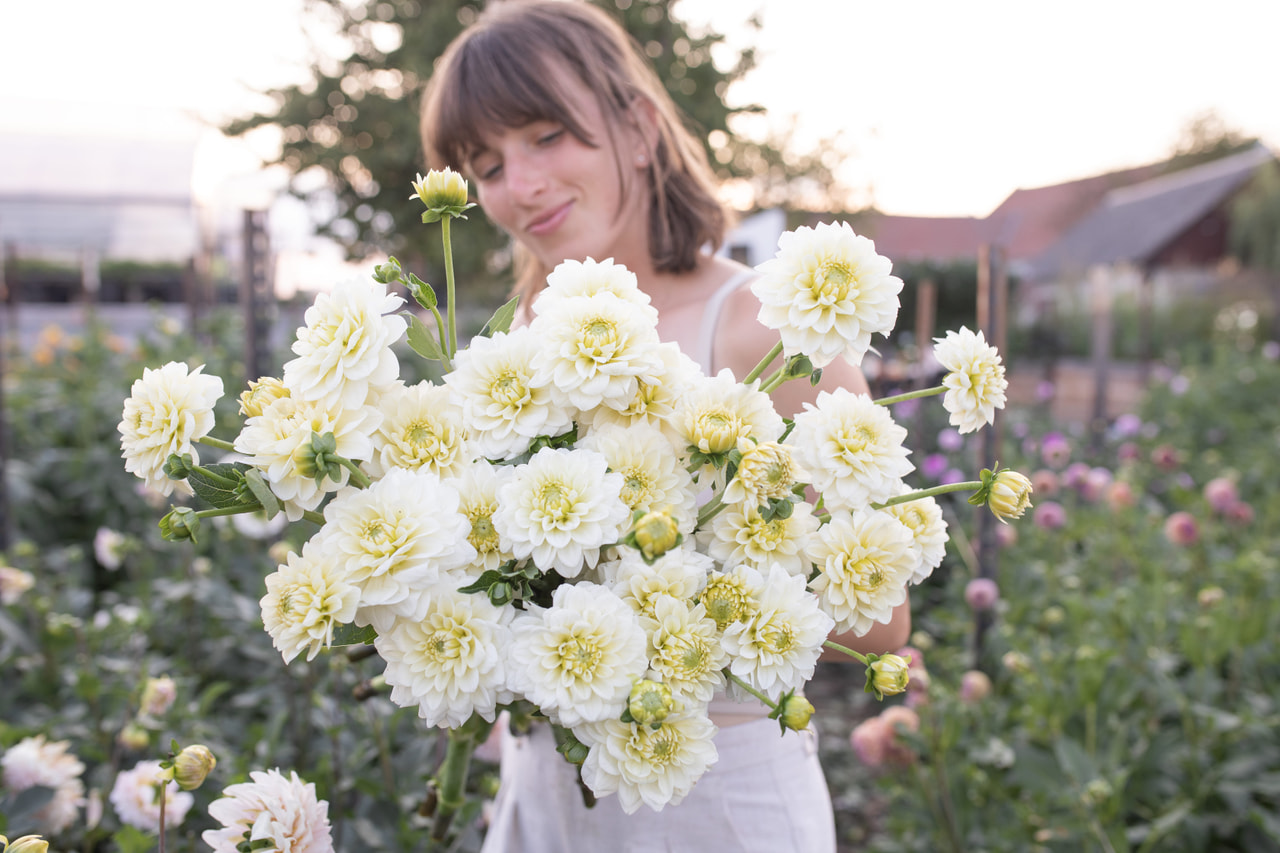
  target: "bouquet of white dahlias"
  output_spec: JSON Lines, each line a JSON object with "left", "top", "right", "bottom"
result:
{"left": 119, "top": 169, "right": 1030, "bottom": 839}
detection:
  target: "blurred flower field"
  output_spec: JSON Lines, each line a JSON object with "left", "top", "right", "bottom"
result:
{"left": 2, "top": 309, "right": 1279, "bottom": 851}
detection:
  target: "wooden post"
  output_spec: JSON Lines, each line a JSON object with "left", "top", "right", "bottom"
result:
{"left": 241, "top": 210, "right": 273, "bottom": 385}
{"left": 973, "top": 244, "right": 1005, "bottom": 668}
{"left": 914, "top": 278, "right": 937, "bottom": 384}
{"left": 0, "top": 245, "right": 12, "bottom": 551}
{"left": 1089, "top": 265, "right": 1114, "bottom": 449}
{"left": 1136, "top": 266, "right": 1152, "bottom": 384}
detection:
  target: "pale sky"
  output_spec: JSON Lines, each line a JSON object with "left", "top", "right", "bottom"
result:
{"left": 4, "top": 0, "right": 1279, "bottom": 218}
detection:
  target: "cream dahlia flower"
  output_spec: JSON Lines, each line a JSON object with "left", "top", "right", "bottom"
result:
{"left": 528, "top": 292, "right": 665, "bottom": 414}
{"left": 260, "top": 541, "right": 361, "bottom": 663}
{"left": 579, "top": 422, "right": 698, "bottom": 533}
{"left": 577, "top": 342, "right": 700, "bottom": 444}
{"left": 233, "top": 396, "right": 381, "bottom": 521}
{"left": 578, "top": 711, "right": 719, "bottom": 813}
{"left": 720, "top": 565, "right": 834, "bottom": 698}
{"left": 446, "top": 460, "right": 515, "bottom": 577}
{"left": 808, "top": 509, "right": 916, "bottom": 635}
{"left": 705, "top": 500, "right": 820, "bottom": 577}
{"left": 317, "top": 468, "right": 474, "bottom": 629}
{"left": 508, "top": 582, "right": 648, "bottom": 727}
{"left": 0, "top": 565, "right": 35, "bottom": 605}
{"left": 752, "top": 221, "right": 903, "bottom": 368}
{"left": 108, "top": 760, "right": 193, "bottom": 832}
{"left": 375, "top": 583, "right": 514, "bottom": 727}
{"left": 882, "top": 492, "right": 949, "bottom": 584}
{"left": 445, "top": 327, "right": 573, "bottom": 461}
{"left": 203, "top": 769, "right": 334, "bottom": 853}
{"left": 366, "top": 381, "right": 470, "bottom": 479}
{"left": 1, "top": 736, "right": 86, "bottom": 834}
{"left": 118, "top": 361, "right": 224, "bottom": 496}
{"left": 533, "top": 257, "right": 657, "bottom": 322}
{"left": 933, "top": 327, "right": 1007, "bottom": 434}
{"left": 722, "top": 438, "right": 807, "bottom": 509}
{"left": 603, "top": 546, "right": 712, "bottom": 617}
{"left": 641, "top": 595, "right": 728, "bottom": 708}
{"left": 492, "top": 447, "right": 630, "bottom": 577}
{"left": 789, "top": 388, "right": 913, "bottom": 509}
{"left": 283, "top": 278, "right": 406, "bottom": 411}
{"left": 698, "top": 564, "right": 764, "bottom": 631}
{"left": 674, "top": 369, "right": 785, "bottom": 462}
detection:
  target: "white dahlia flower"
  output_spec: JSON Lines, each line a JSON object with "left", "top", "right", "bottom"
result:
{"left": 508, "top": 583, "right": 648, "bottom": 727}
{"left": 789, "top": 388, "right": 913, "bottom": 509}
{"left": 233, "top": 396, "right": 381, "bottom": 521}
{"left": 365, "top": 381, "right": 470, "bottom": 479}
{"left": 705, "top": 500, "right": 820, "bottom": 577}
{"left": 578, "top": 711, "right": 719, "bottom": 813}
{"left": 577, "top": 342, "right": 700, "bottom": 445}
{"left": 721, "top": 438, "right": 807, "bottom": 509}
{"left": 528, "top": 292, "right": 665, "bottom": 414}
{"left": 697, "top": 564, "right": 764, "bottom": 631}
{"left": 445, "top": 327, "right": 573, "bottom": 461}
{"left": 109, "top": 760, "right": 193, "bottom": 832}
{"left": 933, "top": 327, "right": 1008, "bottom": 434}
{"left": 1, "top": 735, "right": 86, "bottom": 834}
{"left": 674, "top": 370, "right": 785, "bottom": 463}
{"left": 0, "top": 565, "right": 35, "bottom": 605}
{"left": 492, "top": 447, "right": 630, "bottom": 577}
{"left": 318, "top": 468, "right": 474, "bottom": 629}
{"left": 533, "top": 257, "right": 657, "bottom": 322}
{"left": 808, "top": 509, "right": 916, "bottom": 635}
{"left": 375, "top": 583, "right": 514, "bottom": 727}
{"left": 260, "top": 540, "right": 361, "bottom": 663}
{"left": 579, "top": 422, "right": 698, "bottom": 533}
{"left": 641, "top": 595, "right": 728, "bottom": 708}
{"left": 882, "top": 492, "right": 949, "bottom": 584}
{"left": 720, "top": 565, "right": 834, "bottom": 698}
{"left": 119, "top": 361, "right": 224, "bottom": 495}
{"left": 203, "top": 769, "right": 334, "bottom": 853}
{"left": 283, "top": 278, "right": 406, "bottom": 411}
{"left": 752, "top": 221, "right": 903, "bottom": 368}
{"left": 603, "top": 546, "right": 712, "bottom": 617}
{"left": 446, "top": 460, "right": 515, "bottom": 577}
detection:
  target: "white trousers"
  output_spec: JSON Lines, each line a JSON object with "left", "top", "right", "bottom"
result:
{"left": 480, "top": 718, "right": 837, "bottom": 853}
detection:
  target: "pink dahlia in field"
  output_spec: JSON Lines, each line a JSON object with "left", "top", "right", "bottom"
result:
{"left": 1106, "top": 481, "right": 1137, "bottom": 510}
{"left": 1033, "top": 500, "right": 1067, "bottom": 530}
{"left": 1150, "top": 444, "right": 1182, "bottom": 472}
{"left": 1030, "top": 469, "right": 1059, "bottom": 497}
{"left": 850, "top": 706, "right": 919, "bottom": 767}
{"left": 203, "top": 769, "right": 334, "bottom": 853}
{"left": 1203, "top": 477, "right": 1239, "bottom": 514}
{"left": 1039, "top": 432, "right": 1072, "bottom": 469}
{"left": 959, "top": 670, "right": 993, "bottom": 704}
{"left": 964, "top": 577, "right": 1000, "bottom": 612}
{"left": 1163, "top": 511, "right": 1200, "bottom": 546}
{"left": 1225, "top": 501, "right": 1255, "bottom": 526}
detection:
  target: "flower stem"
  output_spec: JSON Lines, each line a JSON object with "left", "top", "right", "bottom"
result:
{"left": 722, "top": 669, "right": 778, "bottom": 711}
{"left": 197, "top": 435, "right": 236, "bottom": 452}
{"left": 442, "top": 216, "right": 458, "bottom": 358}
{"left": 190, "top": 465, "right": 239, "bottom": 488}
{"left": 303, "top": 509, "right": 325, "bottom": 525}
{"left": 872, "top": 481, "right": 983, "bottom": 510}
{"left": 743, "top": 341, "right": 784, "bottom": 385}
{"left": 158, "top": 779, "right": 167, "bottom": 853}
{"left": 696, "top": 492, "right": 727, "bottom": 527}
{"left": 431, "top": 716, "right": 493, "bottom": 842}
{"left": 428, "top": 304, "right": 453, "bottom": 372}
{"left": 193, "top": 504, "right": 260, "bottom": 520}
{"left": 821, "top": 639, "right": 870, "bottom": 665}
{"left": 875, "top": 385, "right": 946, "bottom": 406}
{"left": 339, "top": 458, "right": 372, "bottom": 489}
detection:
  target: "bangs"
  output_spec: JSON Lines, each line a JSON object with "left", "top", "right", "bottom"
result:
{"left": 425, "top": 30, "right": 600, "bottom": 171}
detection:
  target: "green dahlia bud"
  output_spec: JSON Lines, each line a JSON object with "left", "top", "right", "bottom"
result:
{"left": 985, "top": 469, "right": 1034, "bottom": 522}
{"left": 776, "top": 694, "right": 815, "bottom": 732}
{"left": 162, "top": 453, "right": 195, "bottom": 480}
{"left": 865, "top": 653, "right": 912, "bottom": 700}
{"left": 239, "top": 376, "right": 289, "bottom": 418}
{"left": 159, "top": 507, "right": 201, "bottom": 543}
{"left": 117, "top": 722, "right": 151, "bottom": 751}
{"left": 292, "top": 431, "right": 343, "bottom": 485}
{"left": 411, "top": 168, "right": 474, "bottom": 223}
{"left": 627, "top": 679, "right": 677, "bottom": 728}
{"left": 629, "top": 508, "right": 682, "bottom": 562}
{"left": 173, "top": 744, "right": 217, "bottom": 791}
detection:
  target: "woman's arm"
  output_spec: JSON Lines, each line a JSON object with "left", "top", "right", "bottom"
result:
{"left": 714, "top": 283, "right": 912, "bottom": 659}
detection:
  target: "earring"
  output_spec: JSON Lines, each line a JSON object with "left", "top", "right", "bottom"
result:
{"left": 636, "top": 153, "right": 649, "bottom": 166}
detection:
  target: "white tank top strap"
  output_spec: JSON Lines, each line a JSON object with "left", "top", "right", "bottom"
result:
{"left": 695, "top": 267, "right": 757, "bottom": 374}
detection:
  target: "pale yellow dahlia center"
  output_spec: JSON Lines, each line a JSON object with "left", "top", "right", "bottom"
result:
{"left": 536, "top": 481, "right": 576, "bottom": 520}
{"left": 557, "top": 634, "right": 603, "bottom": 677}
{"left": 700, "top": 577, "right": 753, "bottom": 629}
{"left": 579, "top": 318, "right": 618, "bottom": 355}
{"left": 620, "top": 470, "right": 654, "bottom": 509}
{"left": 490, "top": 371, "right": 526, "bottom": 407}
{"left": 693, "top": 410, "right": 740, "bottom": 454}
{"left": 814, "top": 261, "right": 856, "bottom": 301}
{"left": 765, "top": 622, "right": 796, "bottom": 653}
{"left": 468, "top": 512, "right": 500, "bottom": 553}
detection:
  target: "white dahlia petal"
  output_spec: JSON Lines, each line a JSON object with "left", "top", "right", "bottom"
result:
{"left": 119, "top": 361, "right": 224, "bottom": 496}
{"left": 260, "top": 540, "right": 361, "bottom": 663}
{"left": 933, "top": 327, "right": 1007, "bottom": 433}
{"left": 603, "top": 545, "right": 712, "bottom": 617}
{"left": 674, "top": 370, "right": 784, "bottom": 467}
{"left": 720, "top": 565, "right": 833, "bottom": 698}
{"left": 808, "top": 509, "right": 916, "bottom": 635}
{"left": 1, "top": 735, "right": 86, "bottom": 834}
{"left": 578, "top": 711, "right": 719, "bottom": 813}
{"left": 706, "top": 500, "right": 820, "bottom": 577}
{"left": 366, "top": 381, "right": 471, "bottom": 478}
{"left": 882, "top": 491, "right": 948, "bottom": 584}
{"left": 446, "top": 460, "right": 516, "bottom": 577}
{"left": 203, "top": 769, "right": 334, "bottom": 853}
{"left": 640, "top": 596, "right": 727, "bottom": 708}
{"left": 533, "top": 257, "right": 658, "bottom": 323}
{"left": 579, "top": 422, "right": 698, "bottom": 534}
{"left": 109, "top": 760, "right": 193, "bottom": 832}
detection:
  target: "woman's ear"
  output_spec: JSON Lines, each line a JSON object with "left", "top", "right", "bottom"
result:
{"left": 626, "top": 94, "right": 661, "bottom": 166}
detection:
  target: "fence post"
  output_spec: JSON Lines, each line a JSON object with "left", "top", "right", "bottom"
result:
{"left": 973, "top": 244, "right": 1006, "bottom": 668}
{"left": 1089, "top": 265, "right": 1114, "bottom": 449}
{"left": 241, "top": 210, "right": 273, "bottom": 385}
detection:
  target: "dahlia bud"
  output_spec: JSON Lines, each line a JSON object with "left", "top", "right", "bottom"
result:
{"left": 410, "top": 168, "right": 474, "bottom": 223}
{"left": 775, "top": 693, "right": 815, "bottom": 733}
{"left": 159, "top": 507, "right": 201, "bottom": 543}
{"left": 239, "top": 377, "right": 289, "bottom": 418}
{"left": 292, "top": 431, "right": 343, "bottom": 485}
{"left": 139, "top": 675, "right": 177, "bottom": 717}
{"left": 626, "top": 508, "right": 682, "bottom": 562}
{"left": 1, "top": 835, "right": 50, "bottom": 853}
{"left": 117, "top": 722, "right": 151, "bottom": 752}
{"left": 865, "top": 653, "right": 912, "bottom": 700}
{"left": 162, "top": 453, "right": 195, "bottom": 481}
{"left": 983, "top": 469, "right": 1034, "bottom": 522}
{"left": 1197, "top": 585, "right": 1225, "bottom": 609}
{"left": 964, "top": 577, "right": 1000, "bottom": 612}
{"left": 626, "top": 679, "right": 678, "bottom": 728}
{"left": 172, "top": 744, "right": 217, "bottom": 791}
{"left": 959, "top": 669, "right": 992, "bottom": 704}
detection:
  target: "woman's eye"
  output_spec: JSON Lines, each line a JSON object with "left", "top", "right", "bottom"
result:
{"left": 537, "top": 129, "right": 564, "bottom": 146}
{"left": 475, "top": 162, "right": 502, "bottom": 181}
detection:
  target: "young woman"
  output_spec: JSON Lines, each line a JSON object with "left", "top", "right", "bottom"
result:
{"left": 421, "top": 2, "right": 911, "bottom": 849}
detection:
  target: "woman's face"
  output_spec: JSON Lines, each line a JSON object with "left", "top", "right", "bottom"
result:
{"left": 467, "top": 73, "right": 651, "bottom": 274}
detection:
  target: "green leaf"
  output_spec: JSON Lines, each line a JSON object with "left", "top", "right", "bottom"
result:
{"left": 189, "top": 462, "right": 250, "bottom": 509}
{"left": 479, "top": 295, "right": 520, "bottom": 338}
{"left": 243, "top": 468, "right": 281, "bottom": 518}
{"left": 113, "top": 824, "right": 157, "bottom": 853}
{"left": 1054, "top": 737, "right": 1097, "bottom": 783}
{"left": 405, "top": 313, "right": 446, "bottom": 361}
{"left": 408, "top": 272, "right": 438, "bottom": 309}
{"left": 458, "top": 570, "right": 505, "bottom": 596}
{"left": 332, "top": 623, "right": 377, "bottom": 647}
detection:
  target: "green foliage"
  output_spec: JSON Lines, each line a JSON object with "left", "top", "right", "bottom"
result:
{"left": 1230, "top": 160, "right": 1280, "bottom": 274}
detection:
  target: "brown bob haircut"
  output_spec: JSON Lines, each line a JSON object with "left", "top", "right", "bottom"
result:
{"left": 421, "top": 0, "right": 729, "bottom": 299}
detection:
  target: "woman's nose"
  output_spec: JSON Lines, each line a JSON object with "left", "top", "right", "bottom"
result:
{"left": 504, "top": 152, "right": 547, "bottom": 202}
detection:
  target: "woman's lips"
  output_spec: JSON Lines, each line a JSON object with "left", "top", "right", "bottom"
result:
{"left": 525, "top": 201, "right": 572, "bottom": 236}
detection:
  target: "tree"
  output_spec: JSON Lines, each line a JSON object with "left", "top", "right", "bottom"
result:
{"left": 221, "top": 0, "right": 847, "bottom": 314}
{"left": 1164, "top": 109, "right": 1257, "bottom": 173}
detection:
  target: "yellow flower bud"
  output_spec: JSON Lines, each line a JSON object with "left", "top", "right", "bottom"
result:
{"left": 987, "top": 470, "right": 1033, "bottom": 522}
{"left": 777, "top": 694, "right": 815, "bottom": 732}
{"left": 631, "top": 508, "right": 681, "bottom": 561}
{"left": 239, "top": 377, "right": 289, "bottom": 418}
{"left": 117, "top": 722, "right": 151, "bottom": 752}
{"left": 2, "top": 836, "right": 50, "bottom": 853}
{"left": 172, "top": 744, "right": 217, "bottom": 791}
{"left": 410, "top": 169, "right": 472, "bottom": 222}
{"left": 139, "top": 675, "right": 177, "bottom": 717}
{"left": 627, "top": 679, "right": 678, "bottom": 728}
{"left": 867, "top": 653, "right": 912, "bottom": 700}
